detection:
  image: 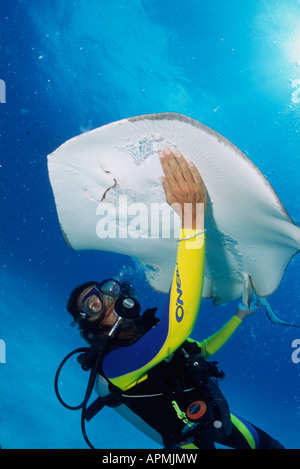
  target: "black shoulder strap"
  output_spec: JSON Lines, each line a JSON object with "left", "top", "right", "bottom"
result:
{"left": 82, "top": 307, "right": 160, "bottom": 421}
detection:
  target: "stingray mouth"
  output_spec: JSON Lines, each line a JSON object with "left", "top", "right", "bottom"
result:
{"left": 85, "top": 173, "right": 118, "bottom": 204}
{"left": 101, "top": 178, "right": 117, "bottom": 201}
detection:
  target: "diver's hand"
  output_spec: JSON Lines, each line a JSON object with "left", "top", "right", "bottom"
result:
{"left": 159, "top": 147, "right": 207, "bottom": 229}
{"left": 236, "top": 298, "right": 262, "bottom": 320}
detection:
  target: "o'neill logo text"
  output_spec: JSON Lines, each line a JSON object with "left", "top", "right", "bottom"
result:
{"left": 175, "top": 266, "right": 184, "bottom": 322}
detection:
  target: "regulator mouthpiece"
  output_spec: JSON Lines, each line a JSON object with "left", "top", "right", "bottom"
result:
{"left": 114, "top": 296, "right": 141, "bottom": 319}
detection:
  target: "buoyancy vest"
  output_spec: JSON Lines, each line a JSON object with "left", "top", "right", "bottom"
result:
{"left": 56, "top": 309, "right": 232, "bottom": 448}
{"left": 87, "top": 340, "right": 232, "bottom": 448}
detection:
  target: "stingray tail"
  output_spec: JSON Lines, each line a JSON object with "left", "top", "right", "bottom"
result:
{"left": 242, "top": 274, "right": 300, "bottom": 328}
{"left": 259, "top": 297, "right": 300, "bottom": 328}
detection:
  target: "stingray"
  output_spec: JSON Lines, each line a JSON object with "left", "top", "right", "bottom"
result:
{"left": 47, "top": 113, "right": 300, "bottom": 326}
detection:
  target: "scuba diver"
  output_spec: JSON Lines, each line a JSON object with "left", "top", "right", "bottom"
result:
{"left": 56, "top": 148, "right": 285, "bottom": 449}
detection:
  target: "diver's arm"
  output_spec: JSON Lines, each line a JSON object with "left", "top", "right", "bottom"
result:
{"left": 102, "top": 149, "right": 207, "bottom": 390}
{"left": 163, "top": 228, "right": 205, "bottom": 351}
{"left": 103, "top": 227, "right": 205, "bottom": 390}
{"left": 191, "top": 298, "right": 261, "bottom": 359}
{"left": 149, "top": 147, "right": 206, "bottom": 351}
{"left": 195, "top": 315, "right": 242, "bottom": 359}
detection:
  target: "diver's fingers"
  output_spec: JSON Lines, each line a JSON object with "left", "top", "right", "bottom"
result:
{"left": 159, "top": 149, "right": 178, "bottom": 188}
{"left": 187, "top": 161, "right": 207, "bottom": 210}
{"left": 159, "top": 147, "right": 194, "bottom": 189}
{"left": 250, "top": 299, "right": 262, "bottom": 312}
{"left": 187, "top": 160, "right": 205, "bottom": 186}
{"left": 172, "top": 150, "right": 196, "bottom": 186}
{"left": 159, "top": 147, "right": 203, "bottom": 189}
{"left": 164, "top": 148, "right": 207, "bottom": 209}
{"left": 159, "top": 147, "right": 207, "bottom": 214}
{"left": 159, "top": 176, "right": 176, "bottom": 206}
{"left": 159, "top": 149, "right": 187, "bottom": 208}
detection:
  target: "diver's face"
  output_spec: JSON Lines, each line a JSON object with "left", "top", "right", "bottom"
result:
{"left": 84, "top": 289, "right": 103, "bottom": 314}
{"left": 78, "top": 285, "right": 118, "bottom": 327}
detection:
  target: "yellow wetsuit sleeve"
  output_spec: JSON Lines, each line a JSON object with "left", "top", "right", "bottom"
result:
{"left": 103, "top": 228, "right": 205, "bottom": 390}
{"left": 165, "top": 228, "right": 206, "bottom": 352}
{"left": 190, "top": 315, "right": 242, "bottom": 359}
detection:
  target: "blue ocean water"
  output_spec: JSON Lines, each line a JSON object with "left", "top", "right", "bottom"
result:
{"left": 1, "top": 0, "right": 300, "bottom": 449}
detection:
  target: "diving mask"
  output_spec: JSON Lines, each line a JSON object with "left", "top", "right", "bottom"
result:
{"left": 79, "top": 279, "right": 122, "bottom": 319}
